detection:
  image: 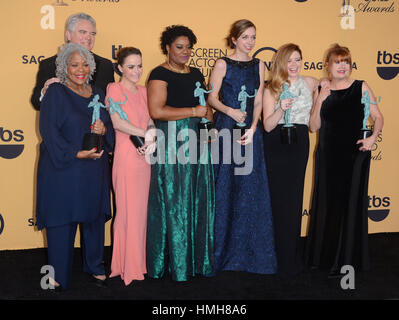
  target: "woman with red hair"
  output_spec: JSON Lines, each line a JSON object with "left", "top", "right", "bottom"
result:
{"left": 306, "top": 44, "right": 384, "bottom": 277}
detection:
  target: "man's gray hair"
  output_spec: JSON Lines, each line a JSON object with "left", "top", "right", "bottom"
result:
{"left": 55, "top": 43, "right": 96, "bottom": 83}
{"left": 65, "top": 13, "right": 96, "bottom": 42}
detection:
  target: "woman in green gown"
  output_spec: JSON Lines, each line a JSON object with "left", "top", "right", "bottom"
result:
{"left": 146, "top": 25, "right": 215, "bottom": 281}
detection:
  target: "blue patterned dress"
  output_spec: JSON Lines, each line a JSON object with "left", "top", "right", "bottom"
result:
{"left": 212, "top": 57, "right": 277, "bottom": 274}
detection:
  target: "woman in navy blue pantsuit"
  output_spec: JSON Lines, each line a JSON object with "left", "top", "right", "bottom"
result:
{"left": 36, "top": 43, "right": 114, "bottom": 290}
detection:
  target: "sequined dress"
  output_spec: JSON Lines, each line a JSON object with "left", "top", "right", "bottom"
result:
{"left": 263, "top": 76, "right": 313, "bottom": 276}
{"left": 212, "top": 57, "right": 277, "bottom": 274}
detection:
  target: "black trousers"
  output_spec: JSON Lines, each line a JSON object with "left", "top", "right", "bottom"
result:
{"left": 264, "top": 124, "right": 309, "bottom": 276}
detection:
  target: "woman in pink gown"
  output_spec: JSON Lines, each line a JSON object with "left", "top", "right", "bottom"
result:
{"left": 106, "top": 47, "right": 156, "bottom": 285}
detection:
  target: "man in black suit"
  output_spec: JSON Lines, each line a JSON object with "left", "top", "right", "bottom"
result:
{"left": 31, "top": 12, "right": 114, "bottom": 110}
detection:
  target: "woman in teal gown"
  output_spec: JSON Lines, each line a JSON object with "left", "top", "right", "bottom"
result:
{"left": 146, "top": 25, "right": 215, "bottom": 281}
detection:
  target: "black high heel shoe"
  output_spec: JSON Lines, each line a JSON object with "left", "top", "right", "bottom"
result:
{"left": 53, "top": 284, "right": 66, "bottom": 292}
{"left": 91, "top": 275, "right": 108, "bottom": 288}
{"left": 328, "top": 270, "right": 343, "bottom": 279}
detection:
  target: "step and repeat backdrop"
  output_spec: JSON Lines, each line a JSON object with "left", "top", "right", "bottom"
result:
{"left": 0, "top": 0, "right": 397, "bottom": 249}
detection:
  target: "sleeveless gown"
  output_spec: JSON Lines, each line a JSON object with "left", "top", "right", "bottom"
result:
{"left": 263, "top": 77, "right": 312, "bottom": 276}
{"left": 306, "top": 80, "right": 371, "bottom": 273}
{"left": 212, "top": 57, "right": 277, "bottom": 274}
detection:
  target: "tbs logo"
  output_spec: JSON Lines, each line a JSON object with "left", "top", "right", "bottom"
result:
{"left": 253, "top": 47, "right": 277, "bottom": 72}
{"left": 0, "top": 127, "right": 24, "bottom": 159}
{"left": 0, "top": 213, "right": 4, "bottom": 235}
{"left": 368, "top": 195, "right": 390, "bottom": 222}
{"left": 377, "top": 51, "right": 399, "bottom": 80}
{"left": 112, "top": 45, "right": 123, "bottom": 60}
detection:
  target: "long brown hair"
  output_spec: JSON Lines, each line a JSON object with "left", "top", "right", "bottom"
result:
{"left": 266, "top": 43, "right": 302, "bottom": 99}
{"left": 225, "top": 19, "right": 256, "bottom": 49}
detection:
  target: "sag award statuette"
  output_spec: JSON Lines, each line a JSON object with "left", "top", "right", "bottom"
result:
{"left": 234, "top": 85, "right": 257, "bottom": 138}
{"left": 194, "top": 81, "right": 216, "bottom": 143}
{"left": 108, "top": 95, "right": 145, "bottom": 148}
{"left": 279, "top": 83, "right": 300, "bottom": 144}
{"left": 82, "top": 94, "right": 107, "bottom": 153}
{"left": 360, "top": 91, "right": 381, "bottom": 140}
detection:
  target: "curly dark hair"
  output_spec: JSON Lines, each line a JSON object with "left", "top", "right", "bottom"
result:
{"left": 160, "top": 25, "right": 197, "bottom": 55}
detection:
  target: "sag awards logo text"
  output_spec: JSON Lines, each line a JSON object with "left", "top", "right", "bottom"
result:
{"left": 371, "top": 129, "right": 383, "bottom": 160}
{"left": 340, "top": 0, "right": 395, "bottom": 30}
{"left": 41, "top": 0, "right": 121, "bottom": 30}
{"left": 356, "top": 0, "right": 395, "bottom": 13}
{"left": 189, "top": 48, "right": 228, "bottom": 78}
{"left": 52, "top": 0, "right": 120, "bottom": 4}
{"left": 253, "top": 46, "right": 358, "bottom": 72}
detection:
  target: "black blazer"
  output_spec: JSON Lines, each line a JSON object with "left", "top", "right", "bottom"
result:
{"left": 31, "top": 52, "right": 115, "bottom": 110}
